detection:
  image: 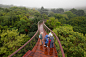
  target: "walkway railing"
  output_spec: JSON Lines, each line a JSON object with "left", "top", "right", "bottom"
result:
{"left": 8, "top": 30, "right": 39, "bottom": 57}
{"left": 43, "top": 21, "right": 65, "bottom": 57}
{"left": 38, "top": 19, "right": 46, "bottom": 32}
{"left": 8, "top": 20, "right": 43, "bottom": 57}
{"left": 8, "top": 20, "right": 65, "bottom": 57}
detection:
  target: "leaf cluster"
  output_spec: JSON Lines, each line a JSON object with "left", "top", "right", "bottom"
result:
{"left": 53, "top": 25, "right": 86, "bottom": 57}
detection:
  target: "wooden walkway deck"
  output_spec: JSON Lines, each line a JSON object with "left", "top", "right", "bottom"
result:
{"left": 23, "top": 24, "right": 58, "bottom": 57}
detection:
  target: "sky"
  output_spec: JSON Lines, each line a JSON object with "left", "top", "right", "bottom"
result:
{"left": 0, "top": 0, "right": 86, "bottom": 8}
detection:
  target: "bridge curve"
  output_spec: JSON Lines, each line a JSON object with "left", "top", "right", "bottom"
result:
{"left": 8, "top": 20, "right": 65, "bottom": 57}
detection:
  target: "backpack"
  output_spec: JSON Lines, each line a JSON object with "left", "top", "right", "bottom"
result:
{"left": 39, "top": 34, "right": 42, "bottom": 39}
{"left": 44, "top": 35, "right": 48, "bottom": 41}
{"left": 45, "top": 38, "right": 48, "bottom": 44}
{"left": 39, "top": 35, "right": 41, "bottom": 38}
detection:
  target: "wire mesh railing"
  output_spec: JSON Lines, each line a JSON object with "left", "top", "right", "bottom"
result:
{"left": 43, "top": 21, "right": 65, "bottom": 57}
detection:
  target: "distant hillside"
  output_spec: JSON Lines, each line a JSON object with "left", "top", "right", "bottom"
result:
{"left": 64, "top": 7, "right": 86, "bottom": 13}
{"left": 0, "top": 4, "right": 14, "bottom": 8}
{"left": 0, "top": 4, "right": 86, "bottom": 13}
{"left": 75, "top": 7, "right": 86, "bottom": 13}
{"left": 0, "top": 4, "right": 27, "bottom": 8}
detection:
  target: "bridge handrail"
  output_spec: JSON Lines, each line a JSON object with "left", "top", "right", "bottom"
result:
{"left": 8, "top": 20, "right": 43, "bottom": 57}
{"left": 43, "top": 21, "right": 65, "bottom": 57}
{"left": 8, "top": 30, "right": 38, "bottom": 57}
{"left": 38, "top": 19, "right": 46, "bottom": 31}
{"left": 8, "top": 19, "right": 65, "bottom": 57}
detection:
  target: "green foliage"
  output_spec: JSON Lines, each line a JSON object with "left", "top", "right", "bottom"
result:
{"left": 53, "top": 25, "right": 86, "bottom": 57}
{"left": 34, "top": 12, "right": 41, "bottom": 17}
{"left": 0, "top": 7, "right": 40, "bottom": 35}
{"left": 0, "top": 29, "right": 26, "bottom": 57}
{"left": 64, "top": 11, "right": 77, "bottom": 19}
{"left": 4, "top": 8, "right": 10, "bottom": 12}
{"left": 29, "top": 23, "right": 37, "bottom": 32}
{"left": 70, "top": 8, "right": 77, "bottom": 14}
{"left": 28, "top": 32, "right": 36, "bottom": 38}
{"left": 39, "top": 6, "right": 48, "bottom": 15}
{"left": 17, "top": 19, "right": 27, "bottom": 33}
{"left": 67, "top": 16, "right": 86, "bottom": 35}
{"left": 48, "top": 11, "right": 55, "bottom": 17}
{"left": 0, "top": 6, "right": 85, "bottom": 57}
{"left": 70, "top": 8, "right": 85, "bottom": 16}
{"left": 46, "top": 17, "right": 61, "bottom": 29}
{"left": 77, "top": 10, "right": 85, "bottom": 16}
{"left": 0, "top": 7, "right": 40, "bottom": 57}
{"left": 62, "top": 14, "right": 69, "bottom": 20}
{"left": 54, "top": 14, "right": 68, "bottom": 24}
{"left": 41, "top": 13, "right": 49, "bottom": 19}
{"left": 56, "top": 8, "right": 64, "bottom": 14}
{"left": 68, "top": 16, "right": 85, "bottom": 26}
{"left": 51, "top": 8, "right": 64, "bottom": 14}
{"left": 54, "top": 14, "right": 64, "bottom": 19}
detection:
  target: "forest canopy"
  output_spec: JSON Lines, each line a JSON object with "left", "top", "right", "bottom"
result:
{"left": 0, "top": 6, "right": 86, "bottom": 57}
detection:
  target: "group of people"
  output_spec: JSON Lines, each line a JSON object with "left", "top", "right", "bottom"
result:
{"left": 39, "top": 32, "right": 54, "bottom": 48}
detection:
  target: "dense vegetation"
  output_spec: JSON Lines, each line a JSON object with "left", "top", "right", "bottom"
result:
{"left": 45, "top": 8, "right": 86, "bottom": 57}
{"left": 53, "top": 25, "right": 86, "bottom": 57}
{"left": 0, "top": 5, "right": 86, "bottom": 57}
{"left": 0, "top": 6, "right": 44, "bottom": 57}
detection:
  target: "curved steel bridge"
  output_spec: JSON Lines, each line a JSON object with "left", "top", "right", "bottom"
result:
{"left": 8, "top": 20, "right": 65, "bottom": 57}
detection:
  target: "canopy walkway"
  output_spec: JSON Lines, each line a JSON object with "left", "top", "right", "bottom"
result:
{"left": 8, "top": 20, "right": 65, "bottom": 57}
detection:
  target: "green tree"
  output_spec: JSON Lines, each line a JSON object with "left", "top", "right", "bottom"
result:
{"left": 4, "top": 8, "right": 10, "bottom": 12}
{"left": 76, "top": 10, "right": 85, "bottom": 16}
{"left": 67, "top": 16, "right": 86, "bottom": 35}
{"left": 41, "top": 13, "right": 49, "bottom": 19}
{"left": 54, "top": 14, "right": 68, "bottom": 24}
{"left": 70, "top": 8, "right": 77, "bottom": 14}
{"left": 64, "top": 11, "right": 76, "bottom": 19}
{"left": 51, "top": 8, "right": 64, "bottom": 14}
{"left": 17, "top": 19, "right": 27, "bottom": 33}
{"left": 34, "top": 12, "right": 41, "bottom": 17}
{"left": 46, "top": 17, "right": 61, "bottom": 29}
{"left": 48, "top": 11, "right": 55, "bottom": 17}
{"left": 0, "top": 29, "right": 25, "bottom": 57}
{"left": 54, "top": 13, "right": 64, "bottom": 19}
{"left": 51, "top": 9, "right": 56, "bottom": 13}
{"left": 0, "top": 6, "right": 39, "bottom": 57}
{"left": 56, "top": 8, "right": 64, "bottom": 14}
{"left": 53, "top": 25, "right": 85, "bottom": 57}
{"left": 39, "top": 6, "right": 48, "bottom": 15}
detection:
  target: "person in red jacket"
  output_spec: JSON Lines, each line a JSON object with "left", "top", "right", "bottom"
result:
{"left": 48, "top": 32, "right": 52, "bottom": 46}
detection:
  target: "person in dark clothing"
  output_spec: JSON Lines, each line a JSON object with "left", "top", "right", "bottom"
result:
{"left": 50, "top": 34, "right": 54, "bottom": 48}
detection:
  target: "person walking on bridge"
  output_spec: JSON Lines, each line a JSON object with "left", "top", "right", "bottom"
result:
{"left": 44, "top": 37, "right": 49, "bottom": 47}
{"left": 39, "top": 32, "right": 43, "bottom": 45}
{"left": 48, "top": 32, "right": 52, "bottom": 46}
{"left": 50, "top": 34, "right": 54, "bottom": 48}
{"left": 44, "top": 35, "right": 49, "bottom": 47}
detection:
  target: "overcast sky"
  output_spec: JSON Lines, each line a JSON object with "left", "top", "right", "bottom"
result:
{"left": 0, "top": 0, "right": 86, "bottom": 8}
